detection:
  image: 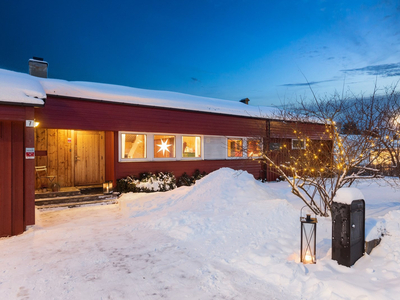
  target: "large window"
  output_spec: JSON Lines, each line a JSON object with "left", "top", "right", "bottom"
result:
{"left": 121, "top": 133, "right": 146, "bottom": 159}
{"left": 154, "top": 135, "right": 176, "bottom": 158}
{"left": 120, "top": 132, "right": 261, "bottom": 162}
{"left": 227, "top": 138, "right": 243, "bottom": 157}
{"left": 247, "top": 139, "right": 262, "bottom": 157}
{"left": 182, "top": 136, "right": 201, "bottom": 158}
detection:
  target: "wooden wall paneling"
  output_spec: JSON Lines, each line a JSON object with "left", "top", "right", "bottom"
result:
{"left": 85, "top": 131, "right": 96, "bottom": 184}
{"left": 71, "top": 130, "right": 75, "bottom": 186}
{"left": 57, "top": 129, "right": 72, "bottom": 187}
{"left": 100, "top": 131, "right": 105, "bottom": 183}
{"left": 91, "top": 132, "right": 99, "bottom": 183}
{"left": 74, "top": 131, "right": 105, "bottom": 185}
{"left": 66, "top": 130, "right": 72, "bottom": 186}
{"left": 74, "top": 130, "right": 83, "bottom": 184}
{"left": 35, "top": 128, "right": 48, "bottom": 189}
{"left": 0, "top": 121, "right": 12, "bottom": 237}
{"left": 57, "top": 129, "right": 65, "bottom": 186}
{"left": 11, "top": 121, "right": 24, "bottom": 235}
{"left": 47, "top": 129, "right": 58, "bottom": 184}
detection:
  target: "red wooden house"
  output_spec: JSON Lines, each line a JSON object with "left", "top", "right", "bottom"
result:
{"left": 0, "top": 60, "right": 326, "bottom": 237}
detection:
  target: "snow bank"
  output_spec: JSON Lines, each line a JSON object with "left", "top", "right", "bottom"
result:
{"left": 122, "top": 168, "right": 293, "bottom": 240}
{"left": 2, "top": 170, "right": 400, "bottom": 299}
{"left": 0, "top": 69, "right": 45, "bottom": 105}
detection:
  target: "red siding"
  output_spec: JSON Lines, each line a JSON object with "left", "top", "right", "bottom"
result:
{"left": 12, "top": 122, "right": 24, "bottom": 234}
{"left": 269, "top": 120, "right": 326, "bottom": 139}
{"left": 0, "top": 104, "right": 33, "bottom": 121}
{"left": 35, "top": 96, "right": 267, "bottom": 182}
{"left": 0, "top": 120, "right": 26, "bottom": 237}
{"left": 116, "top": 159, "right": 263, "bottom": 181}
{"left": 0, "top": 121, "right": 12, "bottom": 237}
{"left": 0, "top": 105, "right": 35, "bottom": 237}
{"left": 33, "top": 96, "right": 327, "bottom": 183}
{"left": 34, "top": 96, "right": 266, "bottom": 137}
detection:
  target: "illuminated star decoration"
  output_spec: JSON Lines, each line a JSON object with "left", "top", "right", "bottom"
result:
{"left": 157, "top": 139, "right": 172, "bottom": 156}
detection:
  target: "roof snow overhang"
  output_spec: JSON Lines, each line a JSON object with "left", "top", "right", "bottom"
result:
{"left": 0, "top": 69, "right": 46, "bottom": 106}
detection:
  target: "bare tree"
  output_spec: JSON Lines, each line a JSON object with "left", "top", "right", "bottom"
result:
{"left": 261, "top": 85, "right": 400, "bottom": 216}
{"left": 363, "top": 84, "right": 400, "bottom": 177}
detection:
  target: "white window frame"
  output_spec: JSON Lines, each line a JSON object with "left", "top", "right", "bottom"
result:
{"left": 225, "top": 137, "right": 263, "bottom": 159}
{"left": 119, "top": 131, "right": 204, "bottom": 162}
{"left": 292, "top": 139, "right": 306, "bottom": 150}
{"left": 246, "top": 138, "right": 263, "bottom": 158}
{"left": 226, "top": 137, "right": 245, "bottom": 159}
{"left": 119, "top": 132, "right": 148, "bottom": 162}
{"left": 181, "top": 135, "right": 204, "bottom": 160}
{"left": 153, "top": 134, "right": 177, "bottom": 161}
{"left": 204, "top": 136, "right": 227, "bottom": 160}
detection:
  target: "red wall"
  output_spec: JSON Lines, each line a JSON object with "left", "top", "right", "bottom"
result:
{"left": 269, "top": 120, "right": 326, "bottom": 139}
{"left": 115, "top": 156, "right": 263, "bottom": 181}
{"left": 0, "top": 105, "right": 35, "bottom": 237}
{"left": 35, "top": 96, "right": 267, "bottom": 180}
{"left": 35, "top": 96, "right": 266, "bottom": 136}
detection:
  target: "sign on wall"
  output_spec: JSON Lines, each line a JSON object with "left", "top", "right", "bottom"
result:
{"left": 25, "top": 148, "right": 35, "bottom": 159}
{"left": 26, "top": 120, "right": 35, "bottom": 127}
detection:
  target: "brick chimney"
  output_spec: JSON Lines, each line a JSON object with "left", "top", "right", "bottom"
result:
{"left": 29, "top": 57, "right": 48, "bottom": 78}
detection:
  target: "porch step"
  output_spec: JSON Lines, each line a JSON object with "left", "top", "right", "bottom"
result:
{"left": 36, "top": 198, "right": 118, "bottom": 210}
{"left": 35, "top": 190, "right": 82, "bottom": 199}
{"left": 35, "top": 192, "right": 120, "bottom": 209}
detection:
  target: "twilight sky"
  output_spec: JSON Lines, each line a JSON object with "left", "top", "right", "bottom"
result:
{"left": 1, "top": 0, "right": 400, "bottom": 106}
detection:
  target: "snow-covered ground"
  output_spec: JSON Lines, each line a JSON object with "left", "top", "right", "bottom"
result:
{"left": 1, "top": 168, "right": 400, "bottom": 299}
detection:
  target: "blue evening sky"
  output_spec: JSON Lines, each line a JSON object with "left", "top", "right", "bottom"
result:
{"left": 1, "top": 0, "right": 399, "bottom": 106}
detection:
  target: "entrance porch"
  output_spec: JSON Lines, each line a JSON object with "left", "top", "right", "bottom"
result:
{"left": 35, "top": 129, "right": 107, "bottom": 189}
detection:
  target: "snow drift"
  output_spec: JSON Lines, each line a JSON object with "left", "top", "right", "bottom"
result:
{"left": 1, "top": 168, "right": 400, "bottom": 299}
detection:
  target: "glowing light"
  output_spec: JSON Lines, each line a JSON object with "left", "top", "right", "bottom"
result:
{"left": 157, "top": 139, "right": 172, "bottom": 156}
{"left": 304, "top": 251, "right": 313, "bottom": 263}
{"left": 34, "top": 122, "right": 40, "bottom": 127}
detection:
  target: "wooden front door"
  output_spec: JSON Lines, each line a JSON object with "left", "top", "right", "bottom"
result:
{"left": 74, "top": 131, "right": 105, "bottom": 186}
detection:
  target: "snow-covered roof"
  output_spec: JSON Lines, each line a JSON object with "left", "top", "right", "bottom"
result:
{"left": 40, "top": 78, "right": 280, "bottom": 119}
{"left": 0, "top": 69, "right": 46, "bottom": 106}
{"left": 1, "top": 67, "right": 281, "bottom": 119}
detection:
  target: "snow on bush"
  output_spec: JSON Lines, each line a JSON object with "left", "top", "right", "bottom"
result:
{"left": 116, "top": 171, "right": 177, "bottom": 193}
